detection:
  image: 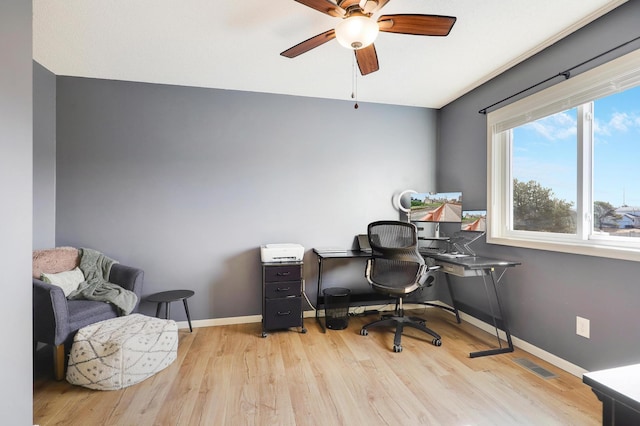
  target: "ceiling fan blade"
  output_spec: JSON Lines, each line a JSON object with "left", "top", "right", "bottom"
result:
{"left": 355, "top": 44, "right": 379, "bottom": 75}
{"left": 340, "top": 0, "right": 361, "bottom": 8}
{"left": 280, "top": 29, "right": 337, "bottom": 58}
{"left": 360, "top": 0, "right": 391, "bottom": 14}
{"left": 295, "top": 0, "right": 345, "bottom": 17}
{"left": 378, "top": 14, "right": 456, "bottom": 36}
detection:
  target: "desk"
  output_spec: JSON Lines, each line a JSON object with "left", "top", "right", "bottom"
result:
{"left": 313, "top": 249, "right": 520, "bottom": 358}
{"left": 583, "top": 364, "right": 640, "bottom": 426}
{"left": 312, "top": 249, "right": 459, "bottom": 333}
{"left": 313, "top": 249, "right": 378, "bottom": 333}
{"left": 430, "top": 254, "right": 520, "bottom": 358}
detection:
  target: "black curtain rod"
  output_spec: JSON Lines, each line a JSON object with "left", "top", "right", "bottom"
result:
{"left": 478, "top": 35, "right": 640, "bottom": 115}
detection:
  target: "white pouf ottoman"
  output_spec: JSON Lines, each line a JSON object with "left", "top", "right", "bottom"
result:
{"left": 66, "top": 313, "right": 178, "bottom": 390}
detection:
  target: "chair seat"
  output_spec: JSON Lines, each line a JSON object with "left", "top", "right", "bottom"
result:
{"left": 67, "top": 299, "right": 120, "bottom": 331}
{"left": 371, "top": 282, "right": 420, "bottom": 296}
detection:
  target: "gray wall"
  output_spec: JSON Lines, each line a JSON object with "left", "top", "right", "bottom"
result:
{"left": 33, "top": 62, "right": 56, "bottom": 249}
{"left": 0, "top": 0, "right": 33, "bottom": 423}
{"left": 55, "top": 77, "right": 438, "bottom": 321}
{"left": 438, "top": 1, "right": 640, "bottom": 371}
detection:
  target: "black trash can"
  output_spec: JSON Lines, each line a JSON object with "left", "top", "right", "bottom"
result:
{"left": 323, "top": 287, "right": 351, "bottom": 330}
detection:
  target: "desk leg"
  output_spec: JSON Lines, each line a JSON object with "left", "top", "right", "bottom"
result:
{"left": 316, "top": 256, "right": 326, "bottom": 333}
{"left": 491, "top": 269, "right": 514, "bottom": 351}
{"left": 469, "top": 268, "right": 514, "bottom": 358}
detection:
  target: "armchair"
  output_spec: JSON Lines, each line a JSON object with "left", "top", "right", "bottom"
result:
{"left": 33, "top": 247, "right": 144, "bottom": 380}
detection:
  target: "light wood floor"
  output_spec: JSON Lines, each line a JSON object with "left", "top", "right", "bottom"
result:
{"left": 34, "top": 308, "right": 601, "bottom": 425}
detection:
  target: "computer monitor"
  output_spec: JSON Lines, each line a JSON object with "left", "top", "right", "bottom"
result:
{"left": 452, "top": 209, "right": 487, "bottom": 255}
{"left": 461, "top": 210, "right": 486, "bottom": 233}
{"left": 408, "top": 192, "right": 463, "bottom": 222}
{"left": 408, "top": 192, "right": 463, "bottom": 238}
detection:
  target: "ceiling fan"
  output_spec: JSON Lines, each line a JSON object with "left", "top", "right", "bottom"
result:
{"left": 280, "top": 0, "right": 456, "bottom": 75}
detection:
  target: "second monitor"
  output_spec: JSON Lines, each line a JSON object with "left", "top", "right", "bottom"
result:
{"left": 461, "top": 209, "right": 486, "bottom": 232}
{"left": 454, "top": 209, "right": 487, "bottom": 255}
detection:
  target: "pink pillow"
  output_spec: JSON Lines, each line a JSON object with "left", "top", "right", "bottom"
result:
{"left": 32, "top": 247, "right": 80, "bottom": 279}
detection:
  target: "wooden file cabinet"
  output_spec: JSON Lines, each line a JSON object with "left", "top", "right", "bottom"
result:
{"left": 261, "top": 261, "right": 306, "bottom": 337}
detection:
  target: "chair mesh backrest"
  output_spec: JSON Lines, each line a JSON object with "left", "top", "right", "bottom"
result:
{"left": 367, "top": 221, "right": 425, "bottom": 291}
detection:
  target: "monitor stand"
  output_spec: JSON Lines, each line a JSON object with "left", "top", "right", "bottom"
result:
{"left": 415, "top": 222, "right": 449, "bottom": 242}
{"left": 452, "top": 231, "right": 486, "bottom": 256}
{"left": 431, "top": 223, "right": 451, "bottom": 240}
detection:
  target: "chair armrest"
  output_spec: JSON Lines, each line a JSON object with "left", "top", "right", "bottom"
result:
{"left": 364, "top": 258, "right": 374, "bottom": 285}
{"left": 33, "top": 278, "right": 70, "bottom": 345}
{"left": 417, "top": 264, "right": 439, "bottom": 286}
{"left": 109, "top": 264, "right": 144, "bottom": 310}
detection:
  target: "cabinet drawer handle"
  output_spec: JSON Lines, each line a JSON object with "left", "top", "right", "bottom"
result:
{"left": 277, "top": 310, "right": 292, "bottom": 316}
{"left": 276, "top": 287, "right": 291, "bottom": 292}
{"left": 276, "top": 271, "right": 291, "bottom": 277}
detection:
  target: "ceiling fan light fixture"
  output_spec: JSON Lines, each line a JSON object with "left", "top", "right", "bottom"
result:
{"left": 335, "top": 15, "right": 379, "bottom": 50}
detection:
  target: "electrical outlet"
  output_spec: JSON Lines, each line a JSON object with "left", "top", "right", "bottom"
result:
{"left": 576, "top": 316, "right": 590, "bottom": 339}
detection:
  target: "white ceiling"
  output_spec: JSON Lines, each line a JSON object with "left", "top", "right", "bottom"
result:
{"left": 33, "top": 0, "right": 627, "bottom": 109}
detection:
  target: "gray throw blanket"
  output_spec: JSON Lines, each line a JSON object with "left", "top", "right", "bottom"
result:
{"left": 68, "top": 248, "right": 138, "bottom": 315}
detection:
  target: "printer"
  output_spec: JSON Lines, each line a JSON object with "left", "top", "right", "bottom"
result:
{"left": 260, "top": 243, "right": 304, "bottom": 263}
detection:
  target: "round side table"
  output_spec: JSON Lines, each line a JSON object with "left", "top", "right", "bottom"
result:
{"left": 146, "top": 289, "right": 195, "bottom": 332}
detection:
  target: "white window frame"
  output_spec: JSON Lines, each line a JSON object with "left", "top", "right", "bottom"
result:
{"left": 487, "top": 48, "right": 640, "bottom": 262}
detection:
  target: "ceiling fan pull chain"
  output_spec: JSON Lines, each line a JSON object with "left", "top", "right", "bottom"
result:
{"left": 352, "top": 54, "right": 359, "bottom": 109}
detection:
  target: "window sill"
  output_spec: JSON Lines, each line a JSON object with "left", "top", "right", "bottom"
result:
{"left": 487, "top": 235, "right": 640, "bottom": 262}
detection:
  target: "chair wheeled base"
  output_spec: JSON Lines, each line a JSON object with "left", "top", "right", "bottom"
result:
{"left": 360, "top": 305, "right": 442, "bottom": 352}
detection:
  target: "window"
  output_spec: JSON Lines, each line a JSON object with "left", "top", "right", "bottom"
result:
{"left": 487, "top": 49, "right": 640, "bottom": 261}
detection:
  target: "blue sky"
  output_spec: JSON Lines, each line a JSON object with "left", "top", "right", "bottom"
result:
{"left": 512, "top": 85, "right": 640, "bottom": 208}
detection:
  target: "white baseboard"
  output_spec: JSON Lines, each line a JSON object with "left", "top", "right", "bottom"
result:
{"left": 176, "top": 300, "right": 587, "bottom": 378}
{"left": 175, "top": 315, "right": 262, "bottom": 329}
{"left": 439, "top": 305, "right": 588, "bottom": 378}
{"left": 173, "top": 303, "right": 395, "bottom": 329}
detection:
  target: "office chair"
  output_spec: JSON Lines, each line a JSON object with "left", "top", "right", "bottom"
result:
{"left": 360, "top": 220, "right": 442, "bottom": 352}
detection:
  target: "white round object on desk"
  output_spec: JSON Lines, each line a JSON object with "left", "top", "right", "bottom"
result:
{"left": 393, "top": 189, "right": 417, "bottom": 213}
